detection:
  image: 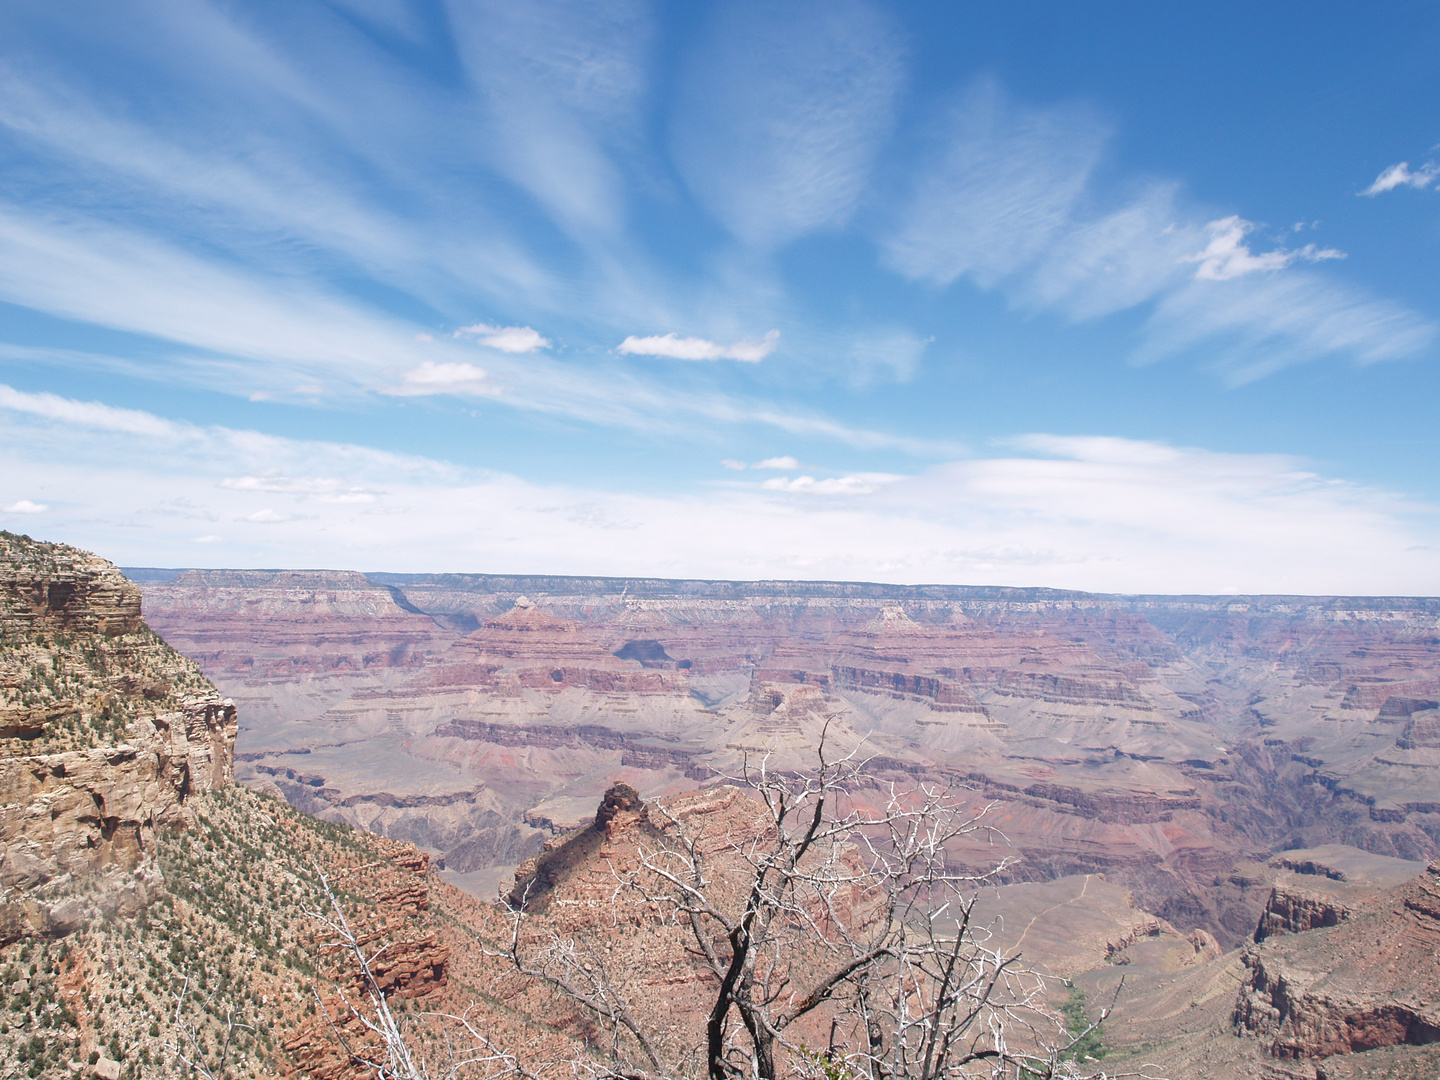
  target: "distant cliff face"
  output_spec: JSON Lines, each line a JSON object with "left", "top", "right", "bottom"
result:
{"left": 0, "top": 532, "right": 237, "bottom": 941}
{"left": 133, "top": 565, "right": 1440, "bottom": 952}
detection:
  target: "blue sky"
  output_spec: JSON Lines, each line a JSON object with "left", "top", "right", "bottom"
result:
{"left": 2, "top": 1, "right": 1439, "bottom": 592}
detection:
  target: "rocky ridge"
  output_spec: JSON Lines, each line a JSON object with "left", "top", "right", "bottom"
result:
{"left": 1075, "top": 843, "right": 1440, "bottom": 1078}
{"left": 1234, "top": 859, "right": 1440, "bottom": 1061}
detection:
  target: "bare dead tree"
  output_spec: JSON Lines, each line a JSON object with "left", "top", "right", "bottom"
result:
{"left": 165, "top": 974, "right": 254, "bottom": 1080}
{"left": 307, "top": 867, "right": 574, "bottom": 1080}
{"left": 503, "top": 904, "right": 670, "bottom": 1078}
{"left": 503, "top": 730, "right": 1164, "bottom": 1080}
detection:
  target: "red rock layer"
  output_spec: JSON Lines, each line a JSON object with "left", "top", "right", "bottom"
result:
{"left": 1235, "top": 860, "right": 1440, "bottom": 1059}
{"left": 439, "top": 598, "right": 686, "bottom": 693}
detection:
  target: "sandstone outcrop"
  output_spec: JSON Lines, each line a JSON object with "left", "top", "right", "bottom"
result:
{"left": 1253, "top": 877, "right": 1357, "bottom": 942}
{"left": 0, "top": 696, "right": 237, "bottom": 937}
{"left": 0, "top": 533, "right": 237, "bottom": 942}
{"left": 1, "top": 534, "right": 143, "bottom": 636}
{"left": 1396, "top": 708, "right": 1440, "bottom": 749}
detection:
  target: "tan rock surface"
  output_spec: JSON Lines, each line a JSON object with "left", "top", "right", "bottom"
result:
{"left": 1, "top": 533, "right": 238, "bottom": 942}
{"left": 1086, "top": 855, "right": 1440, "bottom": 1078}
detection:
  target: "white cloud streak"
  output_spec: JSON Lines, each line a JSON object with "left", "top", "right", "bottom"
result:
{"left": 0, "top": 383, "right": 184, "bottom": 438}
{"left": 0, "top": 22, "right": 552, "bottom": 313}
{"left": 0, "top": 206, "right": 930, "bottom": 450}
{"left": 1362, "top": 161, "right": 1439, "bottom": 195}
{"left": 0, "top": 206, "right": 430, "bottom": 386}
{"left": 1183, "top": 216, "right": 1344, "bottom": 281}
{"left": 384, "top": 361, "right": 499, "bottom": 397}
{"left": 617, "top": 330, "right": 779, "bottom": 362}
{"left": 1021, "top": 184, "right": 1200, "bottom": 319}
{"left": 445, "top": 0, "right": 650, "bottom": 237}
{"left": 671, "top": 0, "right": 904, "bottom": 248}
{"left": 1140, "top": 271, "right": 1436, "bottom": 383}
{"left": 882, "top": 80, "right": 1105, "bottom": 288}
{"left": 219, "top": 475, "right": 378, "bottom": 503}
{"left": 760, "top": 474, "right": 898, "bottom": 495}
{"left": 454, "top": 324, "right": 551, "bottom": 353}
{"left": 882, "top": 81, "right": 1432, "bottom": 374}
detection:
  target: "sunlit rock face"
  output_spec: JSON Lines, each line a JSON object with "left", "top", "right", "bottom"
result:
{"left": 1234, "top": 859, "right": 1440, "bottom": 1060}
{"left": 0, "top": 534, "right": 237, "bottom": 941}
{"left": 135, "top": 570, "right": 1440, "bottom": 944}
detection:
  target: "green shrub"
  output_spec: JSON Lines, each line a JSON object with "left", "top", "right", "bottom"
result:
{"left": 1060, "top": 983, "right": 1105, "bottom": 1062}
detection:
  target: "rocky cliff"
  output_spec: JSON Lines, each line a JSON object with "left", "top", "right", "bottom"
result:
{"left": 1235, "top": 860, "right": 1440, "bottom": 1061}
{"left": 0, "top": 537, "right": 512, "bottom": 1080}
{"left": 0, "top": 532, "right": 237, "bottom": 942}
{"left": 1082, "top": 844, "right": 1440, "bottom": 1078}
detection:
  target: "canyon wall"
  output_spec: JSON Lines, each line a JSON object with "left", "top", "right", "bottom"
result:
{"left": 135, "top": 568, "right": 1440, "bottom": 947}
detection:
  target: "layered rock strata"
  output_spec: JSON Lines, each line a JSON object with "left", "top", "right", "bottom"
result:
{"left": 130, "top": 568, "right": 1440, "bottom": 951}
{"left": 1235, "top": 860, "right": 1440, "bottom": 1060}
{"left": 0, "top": 533, "right": 237, "bottom": 941}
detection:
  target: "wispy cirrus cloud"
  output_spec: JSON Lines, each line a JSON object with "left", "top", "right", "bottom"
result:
{"left": 617, "top": 330, "right": 779, "bottom": 362}
{"left": 1362, "top": 161, "right": 1439, "bottom": 195}
{"left": 0, "top": 11, "right": 552, "bottom": 312}
{"left": 0, "top": 382, "right": 183, "bottom": 438}
{"left": 883, "top": 79, "right": 1105, "bottom": 288}
{"left": 881, "top": 80, "right": 1432, "bottom": 377}
{"left": 671, "top": 0, "right": 904, "bottom": 248}
{"left": 0, "top": 206, "right": 433, "bottom": 387}
{"left": 1020, "top": 183, "right": 1200, "bottom": 319}
{"left": 220, "top": 475, "right": 378, "bottom": 503}
{"left": 1140, "top": 270, "right": 1435, "bottom": 383}
{"left": 445, "top": 0, "right": 651, "bottom": 237}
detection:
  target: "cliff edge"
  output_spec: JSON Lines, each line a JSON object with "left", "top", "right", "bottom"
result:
{"left": 0, "top": 532, "right": 237, "bottom": 941}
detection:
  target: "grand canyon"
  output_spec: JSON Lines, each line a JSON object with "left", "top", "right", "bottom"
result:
{"left": 132, "top": 566, "right": 1440, "bottom": 943}
{"left": 4, "top": 539, "right": 1440, "bottom": 1079}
